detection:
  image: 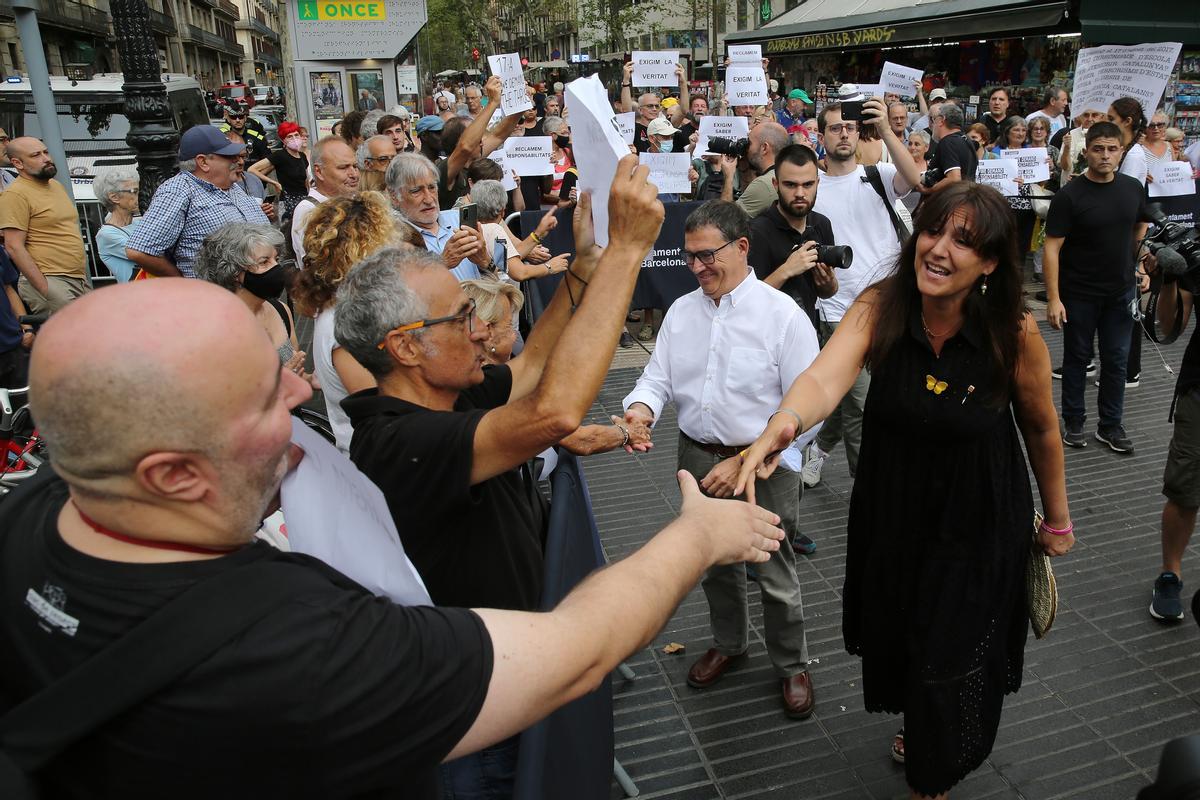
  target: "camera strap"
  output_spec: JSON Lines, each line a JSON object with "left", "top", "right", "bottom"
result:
{"left": 862, "top": 166, "right": 910, "bottom": 245}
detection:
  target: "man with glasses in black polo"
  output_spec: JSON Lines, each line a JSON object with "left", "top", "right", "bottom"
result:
{"left": 219, "top": 106, "right": 269, "bottom": 164}
{"left": 623, "top": 200, "right": 823, "bottom": 720}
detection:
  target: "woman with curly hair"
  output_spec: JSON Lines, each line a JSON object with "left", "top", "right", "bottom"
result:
{"left": 293, "top": 191, "right": 404, "bottom": 452}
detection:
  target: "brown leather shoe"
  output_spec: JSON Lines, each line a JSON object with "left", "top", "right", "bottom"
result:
{"left": 781, "top": 671, "right": 814, "bottom": 719}
{"left": 686, "top": 648, "right": 747, "bottom": 689}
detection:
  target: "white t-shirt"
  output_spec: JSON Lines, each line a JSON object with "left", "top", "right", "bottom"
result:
{"left": 1025, "top": 110, "right": 1067, "bottom": 135}
{"left": 1118, "top": 143, "right": 1148, "bottom": 187}
{"left": 813, "top": 163, "right": 908, "bottom": 323}
{"left": 313, "top": 306, "right": 354, "bottom": 453}
{"left": 290, "top": 189, "right": 329, "bottom": 267}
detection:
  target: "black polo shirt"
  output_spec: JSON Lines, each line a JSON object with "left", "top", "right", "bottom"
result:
{"left": 343, "top": 365, "right": 545, "bottom": 611}
{"left": 928, "top": 130, "right": 977, "bottom": 182}
{"left": 747, "top": 202, "right": 835, "bottom": 327}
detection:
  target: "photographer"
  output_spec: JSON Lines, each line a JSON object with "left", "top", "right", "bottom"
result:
{"left": 720, "top": 121, "right": 790, "bottom": 218}
{"left": 800, "top": 96, "right": 922, "bottom": 488}
{"left": 915, "top": 103, "right": 977, "bottom": 196}
{"left": 748, "top": 144, "right": 839, "bottom": 329}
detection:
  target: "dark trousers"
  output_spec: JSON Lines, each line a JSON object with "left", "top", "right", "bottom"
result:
{"left": 440, "top": 736, "right": 519, "bottom": 800}
{"left": 1061, "top": 289, "right": 1135, "bottom": 430}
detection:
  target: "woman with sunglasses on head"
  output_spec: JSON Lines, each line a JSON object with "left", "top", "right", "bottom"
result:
{"left": 248, "top": 122, "right": 310, "bottom": 222}
{"left": 1142, "top": 110, "right": 1173, "bottom": 175}
{"left": 737, "top": 182, "right": 1072, "bottom": 800}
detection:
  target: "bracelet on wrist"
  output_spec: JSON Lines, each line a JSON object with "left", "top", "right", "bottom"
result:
{"left": 768, "top": 408, "right": 804, "bottom": 441}
{"left": 530, "top": 232, "right": 542, "bottom": 244}
{"left": 615, "top": 423, "right": 630, "bottom": 447}
{"left": 1038, "top": 519, "right": 1073, "bottom": 537}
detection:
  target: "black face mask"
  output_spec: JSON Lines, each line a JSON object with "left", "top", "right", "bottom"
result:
{"left": 555, "top": 134, "right": 570, "bottom": 149}
{"left": 242, "top": 263, "right": 288, "bottom": 300}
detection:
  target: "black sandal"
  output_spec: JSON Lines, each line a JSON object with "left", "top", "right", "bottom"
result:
{"left": 891, "top": 727, "right": 905, "bottom": 764}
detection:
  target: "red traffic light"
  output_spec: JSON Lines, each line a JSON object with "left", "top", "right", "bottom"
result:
{"left": 472, "top": 48, "right": 480, "bottom": 61}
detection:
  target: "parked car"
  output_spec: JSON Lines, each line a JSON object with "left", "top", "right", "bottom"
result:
{"left": 251, "top": 85, "right": 284, "bottom": 106}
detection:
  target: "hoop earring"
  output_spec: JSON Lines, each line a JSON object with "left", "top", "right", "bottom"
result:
{"left": 981, "top": 275, "right": 989, "bottom": 295}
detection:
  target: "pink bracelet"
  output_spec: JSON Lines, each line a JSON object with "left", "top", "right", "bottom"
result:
{"left": 1038, "top": 520, "right": 1073, "bottom": 537}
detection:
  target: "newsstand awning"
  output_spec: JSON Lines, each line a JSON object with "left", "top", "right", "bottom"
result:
{"left": 724, "top": 0, "right": 1072, "bottom": 56}
{"left": 1079, "top": 0, "right": 1200, "bottom": 45}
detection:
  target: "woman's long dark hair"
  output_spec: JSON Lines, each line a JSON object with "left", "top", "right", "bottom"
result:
{"left": 864, "top": 182, "right": 1026, "bottom": 406}
{"left": 1110, "top": 96, "right": 1147, "bottom": 156}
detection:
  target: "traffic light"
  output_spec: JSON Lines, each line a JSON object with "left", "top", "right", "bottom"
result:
{"left": 472, "top": 47, "right": 480, "bottom": 62}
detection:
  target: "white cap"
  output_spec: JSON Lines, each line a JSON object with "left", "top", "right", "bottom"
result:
{"left": 837, "top": 83, "right": 863, "bottom": 101}
{"left": 769, "top": 78, "right": 779, "bottom": 93}
{"left": 647, "top": 117, "right": 679, "bottom": 137}
{"left": 928, "top": 88, "right": 948, "bottom": 101}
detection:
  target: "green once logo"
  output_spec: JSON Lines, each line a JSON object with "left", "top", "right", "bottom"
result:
{"left": 298, "top": 0, "right": 386, "bottom": 20}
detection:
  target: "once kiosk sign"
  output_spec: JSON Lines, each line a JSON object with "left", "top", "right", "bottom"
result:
{"left": 290, "top": 0, "right": 425, "bottom": 60}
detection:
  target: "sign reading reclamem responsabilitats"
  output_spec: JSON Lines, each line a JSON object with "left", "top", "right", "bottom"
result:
{"left": 291, "top": 0, "right": 426, "bottom": 60}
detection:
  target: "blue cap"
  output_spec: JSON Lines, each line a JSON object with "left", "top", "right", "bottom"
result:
{"left": 415, "top": 115, "right": 445, "bottom": 134}
{"left": 178, "top": 125, "right": 246, "bottom": 161}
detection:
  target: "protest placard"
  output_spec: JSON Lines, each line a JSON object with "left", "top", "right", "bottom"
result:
{"left": 632, "top": 51, "right": 678, "bottom": 87}
{"left": 1071, "top": 42, "right": 1182, "bottom": 120}
{"left": 565, "top": 74, "right": 634, "bottom": 246}
{"left": 487, "top": 146, "right": 518, "bottom": 191}
{"left": 1149, "top": 161, "right": 1197, "bottom": 198}
{"left": 880, "top": 62, "right": 923, "bottom": 98}
{"left": 856, "top": 83, "right": 884, "bottom": 98}
{"left": 976, "top": 160, "right": 1019, "bottom": 196}
{"left": 487, "top": 52, "right": 533, "bottom": 115}
{"left": 727, "top": 44, "right": 761, "bottom": 63}
{"left": 1000, "top": 147, "right": 1051, "bottom": 183}
{"left": 507, "top": 136, "right": 554, "bottom": 176}
{"left": 639, "top": 152, "right": 691, "bottom": 194}
{"left": 695, "top": 115, "right": 750, "bottom": 157}
{"left": 615, "top": 111, "right": 636, "bottom": 145}
{"left": 725, "top": 42, "right": 768, "bottom": 105}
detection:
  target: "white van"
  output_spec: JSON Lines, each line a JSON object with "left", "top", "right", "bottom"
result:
{"left": 0, "top": 73, "right": 208, "bottom": 202}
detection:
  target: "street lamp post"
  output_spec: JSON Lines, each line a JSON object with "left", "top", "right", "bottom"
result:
{"left": 110, "top": 0, "right": 181, "bottom": 211}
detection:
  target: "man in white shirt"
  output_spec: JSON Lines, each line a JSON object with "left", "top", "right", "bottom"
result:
{"left": 802, "top": 98, "right": 921, "bottom": 487}
{"left": 623, "top": 200, "right": 822, "bottom": 720}
{"left": 291, "top": 136, "right": 359, "bottom": 267}
{"left": 1026, "top": 87, "right": 1070, "bottom": 136}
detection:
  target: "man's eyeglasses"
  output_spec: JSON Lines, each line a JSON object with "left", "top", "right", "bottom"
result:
{"left": 377, "top": 298, "right": 476, "bottom": 348}
{"left": 364, "top": 155, "right": 394, "bottom": 164}
{"left": 1147, "top": 122, "right": 1167, "bottom": 129}
{"left": 826, "top": 122, "right": 858, "bottom": 134}
{"left": 642, "top": 103, "right": 661, "bottom": 111}
{"left": 683, "top": 239, "right": 735, "bottom": 267}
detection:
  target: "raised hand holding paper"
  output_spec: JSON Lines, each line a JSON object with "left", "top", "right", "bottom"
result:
{"left": 615, "top": 111, "right": 636, "bottom": 145}
{"left": 881, "top": 62, "right": 923, "bottom": 98}
{"left": 565, "top": 74, "right": 632, "bottom": 246}
{"left": 1149, "top": 161, "right": 1196, "bottom": 198}
{"left": 1001, "top": 147, "right": 1050, "bottom": 183}
{"left": 696, "top": 115, "right": 749, "bottom": 157}
{"left": 632, "top": 51, "right": 678, "bottom": 88}
{"left": 487, "top": 52, "right": 533, "bottom": 115}
{"left": 507, "top": 136, "right": 554, "bottom": 176}
{"left": 976, "top": 159, "right": 1019, "bottom": 196}
{"left": 725, "top": 43, "right": 769, "bottom": 106}
{"left": 639, "top": 152, "right": 691, "bottom": 194}
{"left": 488, "top": 145, "right": 518, "bottom": 190}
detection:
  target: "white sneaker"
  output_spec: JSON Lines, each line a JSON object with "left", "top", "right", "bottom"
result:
{"left": 801, "top": 443, "right": 828, "bottom": 488}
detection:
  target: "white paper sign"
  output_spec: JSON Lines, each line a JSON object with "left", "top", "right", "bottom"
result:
{"left": 726, "top": 65, "right": 769, "bottom": 106}
{"left": 487, "top": 145, "right": 518, "bottom": 191}
{"left": 695, "top": 115, "right": 750, "bottom": 157}
{"left": 880, "top": 62, "right": 923, "bottom": 98}
{"left": 506, "top": 136, "right": 554, "bottom": 176}
{"left": 1071, "top": 42, "right": 1182, "bottom": 120}
{"left": 1149, "top": 161, "right": 1197, "bottom": 198}
{"left": 912, "top": 114, "right": 930, "bottom": 131}
{"left": 856, "top": 83, "right": 884, "bottom": 98}
{"left": 727, "top": 44, "right": 762, "bottom": 64}
{"left": 976, "top": 159, "right": 1019, "bottom": 196}
{"left": 280, "top": 418, "right": 431, "bottom": 607}
{"left": 615, "top": 111, "right": 636, "bottom": 145}
{"left": 565, "top": 74, "right": 633, "bottom": 246}
{"left": 1001, "top": 147, "right": 1051, "bottom": 183}
{"left": 639, "top": 152, "right": 691, "bottom": 194}
{"left": 487, "top": 52, "right": 533, "bottom": 116}
{"left": 632, "top": 51, "right": 678, "bottom": 88}
{"left": 395, "top": 64, "right": 419, "bottom": 95}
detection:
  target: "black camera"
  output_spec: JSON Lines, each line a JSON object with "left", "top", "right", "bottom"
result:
{"left": 921, "top": 167, "right": 944, "bottom": 188}
{"left": 793, "top": 242, "right": 854, "bottom": 269}
{"left": 1145, "top": 203, "right": 1200, "bottom": 279}
{"left": 708, "top": 136, "right": 750, "bottom": 159}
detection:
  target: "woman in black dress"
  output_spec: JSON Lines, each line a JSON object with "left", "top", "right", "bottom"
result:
{"left": 737, "top": 182, "right": 1074, "bottom": 798}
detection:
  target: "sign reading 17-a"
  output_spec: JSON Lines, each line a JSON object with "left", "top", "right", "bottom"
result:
{"left": 297, "top": 0, "right": 386, "bottom": 21}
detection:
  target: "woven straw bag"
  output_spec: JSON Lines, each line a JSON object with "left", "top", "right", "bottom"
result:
{"left": 1027, "top": 512, "right": 1057, "bottom": 639}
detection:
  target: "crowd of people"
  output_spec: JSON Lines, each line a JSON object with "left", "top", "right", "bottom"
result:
{"left": 0, "top": 58, "right": 1197, "bottom": 800}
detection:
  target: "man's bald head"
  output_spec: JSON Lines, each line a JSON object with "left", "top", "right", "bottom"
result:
{"left": 6, "top": 137, "right": 56, "bottom": 180}
{"left": 6, "top": 136, "right": 38, "bottom": 160}
{"left": 30, "top": 280, "right": 284, "bottom": 489}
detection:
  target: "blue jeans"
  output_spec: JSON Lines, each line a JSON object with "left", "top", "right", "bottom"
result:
{"left": 439, "top": 735, "right": 519, "bottom": 800}
{"left": 1061, "top": 289, "right": 1135, "bottom": 430}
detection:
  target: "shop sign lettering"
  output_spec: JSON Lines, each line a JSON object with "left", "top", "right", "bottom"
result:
{"left": 764, "top": 25, "right": 896, "bottom": 55}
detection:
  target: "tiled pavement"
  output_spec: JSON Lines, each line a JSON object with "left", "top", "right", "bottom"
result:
{"left": 584, "top": 309, "right": 1200, "bottom": 799}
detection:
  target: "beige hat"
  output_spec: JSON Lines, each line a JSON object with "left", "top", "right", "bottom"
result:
{"left": 769, "top": 78, "right": 779, "bottom": 93}
{"left": 928, "top": 88, "right": 947, "bottom": 101}
{"left": 647, "top": 117, "right": 679, "bottom": 137}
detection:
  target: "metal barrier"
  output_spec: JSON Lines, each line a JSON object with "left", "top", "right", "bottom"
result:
{"left": 74, "top": 198, "right": 118, "bottom": 288}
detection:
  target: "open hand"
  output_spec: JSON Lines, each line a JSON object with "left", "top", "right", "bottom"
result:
{"left": 677, "top": 471, "right": 783, "bottom": 565}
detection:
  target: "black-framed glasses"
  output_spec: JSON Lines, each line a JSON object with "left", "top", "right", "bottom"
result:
{"left": 364, "top": 155, "right": 394, "bottom": 164}
{"left": 377, "top": 297, "right": 476, "bottom": 348}
{"left": 227, "top": 113, "right": 246, "bottom": 119}
{"left": 826, "top": 122, "right": 859, "bottom": 134}
{"left": 683, "top": 239, "right": 736, "bottom": 267}
{"left": 1147, "top": 122, "right": 1167, "bottom": 129}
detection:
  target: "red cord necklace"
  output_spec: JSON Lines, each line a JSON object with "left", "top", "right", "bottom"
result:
{"left": 72, "top": 502, "right": 238, "bottom": 556}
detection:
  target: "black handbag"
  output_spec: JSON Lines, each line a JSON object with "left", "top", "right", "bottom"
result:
{"left": 0, "top": 560, "right": 300, "bottom": 798}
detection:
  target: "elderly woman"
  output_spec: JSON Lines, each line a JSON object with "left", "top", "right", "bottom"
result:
{"left": 461, "top": 275, "right": 651, "bottom": 456}
{"left": 292, "top": 192, "right": 402, "bottom": 452}
{"left": 193, "top": 223, "right": 306, "bottom": 378}
{"left": 541, "top": 116, "right": 576, "bottom": 206}
{"left": 901, "top": 130, "right": 930, "bottom": 215}
{"left": 739, "top": 182, "right": 1071, "bottom": 800}
{"left": 473, "top": 179, "right": 569, "bottom": 281}
{"left": 92, "top": 168, "right": 141, "bottom": 282}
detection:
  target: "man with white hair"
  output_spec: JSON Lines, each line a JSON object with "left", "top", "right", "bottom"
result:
{"left": 126, "top": 126, "right": 268, "bottom": 279}
{"left": 356, "top": 135, "right": 397, "bottom": 192}
{"left": 387, "top": 152, "right": 487, "bottom": 279}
